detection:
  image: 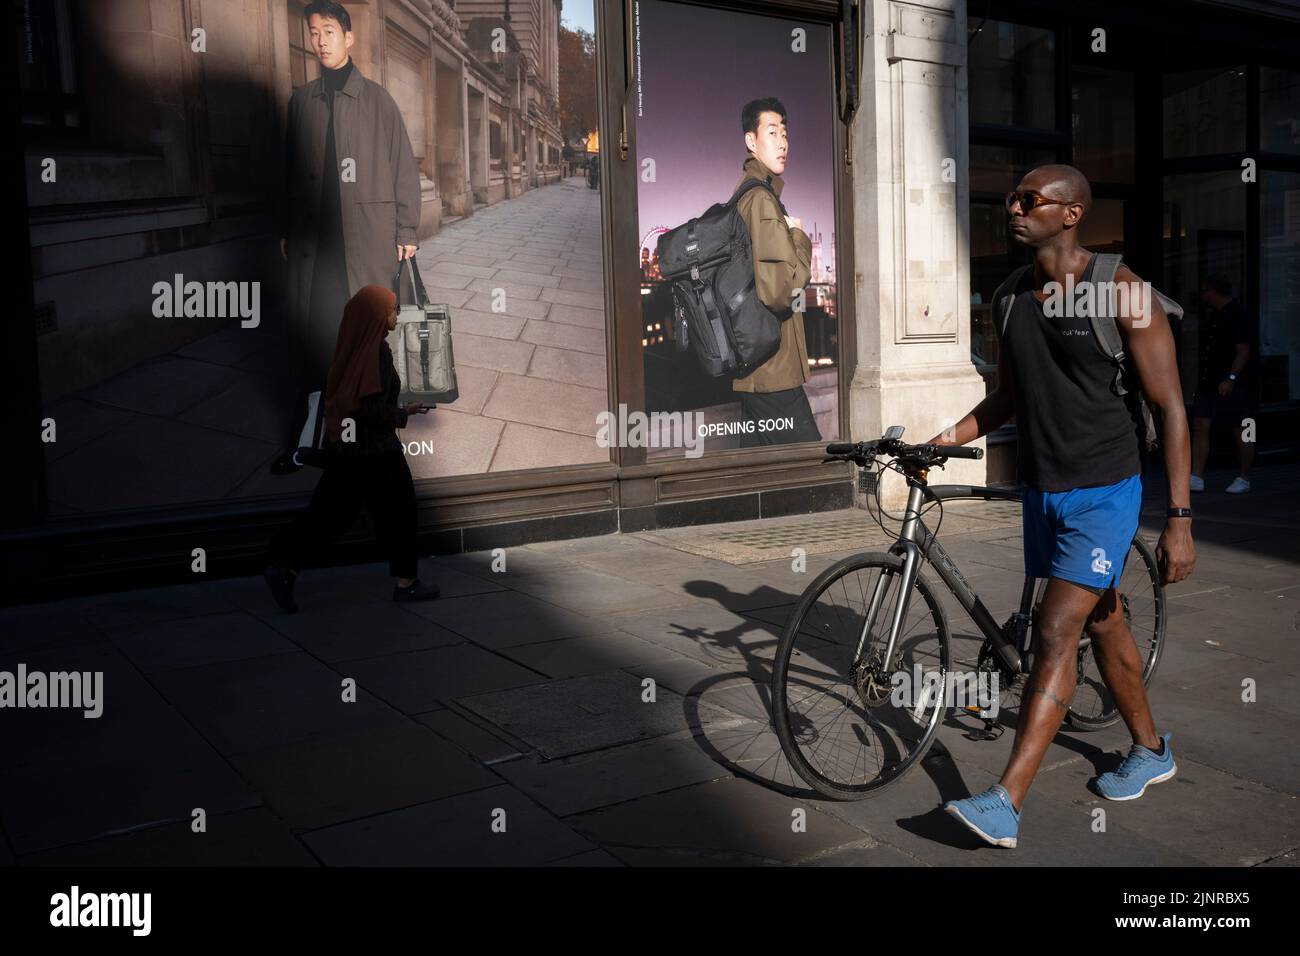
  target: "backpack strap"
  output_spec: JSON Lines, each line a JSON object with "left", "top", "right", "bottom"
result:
{"left": 730, "top": 175, "right": 787, "bottom": 217}
{"left": 1087, "top": 252, "right": 1130, "bottom": 396}
{"left": 993, "top": 264, "right": 1033, "bottom": 340}
{"left": 729, "top": 176, "right": 775, "bottom": 205}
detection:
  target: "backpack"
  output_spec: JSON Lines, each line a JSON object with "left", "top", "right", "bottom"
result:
{"left": 994, "top": 253, "right": 1183, "bottom": 452}
{"left": 656, "top": 178, "right": 788, "bottom": 377}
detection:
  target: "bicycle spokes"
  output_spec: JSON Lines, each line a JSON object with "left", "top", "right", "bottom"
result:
{"left": 778, "top": 561, "right": 948, "bottom": 792}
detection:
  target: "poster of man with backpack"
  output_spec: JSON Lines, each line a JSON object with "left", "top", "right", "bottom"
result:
{"left": 726, "top": 98, "right": 822, "bottom": 446}
{"left": 634, "top": 0, "right": 839, "bottom": 457}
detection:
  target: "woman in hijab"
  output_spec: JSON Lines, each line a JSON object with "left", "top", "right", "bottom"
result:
{"left": 263, "top": 284, "right": 438, "bottom": 612}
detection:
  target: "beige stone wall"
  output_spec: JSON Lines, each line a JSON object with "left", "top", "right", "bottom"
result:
{"left": 850, "top": 0, "right": 988, "bottom": 501}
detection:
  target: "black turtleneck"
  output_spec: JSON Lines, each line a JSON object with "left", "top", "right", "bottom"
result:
{"left": 321, "top": 56, "right": 353, "bottom": 103}
{"left": 307, "top": 55, "right": 353, "bottom": 380}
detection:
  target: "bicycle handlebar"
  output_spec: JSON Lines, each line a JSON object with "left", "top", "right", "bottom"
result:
{"left": 825, "top": 438, "right": 985, "bottom": 463}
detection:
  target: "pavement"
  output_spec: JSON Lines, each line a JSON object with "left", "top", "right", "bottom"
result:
{"left": 1, "top": 461, "right": 1296, "bottom": 867}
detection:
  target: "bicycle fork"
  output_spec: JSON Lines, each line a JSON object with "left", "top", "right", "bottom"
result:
{"left": 851, "top": 485, "right": 928, "bottom": 714}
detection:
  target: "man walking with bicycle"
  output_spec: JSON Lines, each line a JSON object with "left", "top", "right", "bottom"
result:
{"left": 931, "top": 164, "right": 1195, "bottom": 848}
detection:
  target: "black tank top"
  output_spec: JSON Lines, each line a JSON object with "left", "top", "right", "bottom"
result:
{"left": 999, "top": 254, "right": 1144, "bottom": 492}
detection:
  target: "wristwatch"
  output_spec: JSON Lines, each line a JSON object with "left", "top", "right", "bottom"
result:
{"left": 1167, "top": 507, "right": 1193, "bottom": 519}
{"left": 1228, "top": 372, "right": 1238, "bottom": 381}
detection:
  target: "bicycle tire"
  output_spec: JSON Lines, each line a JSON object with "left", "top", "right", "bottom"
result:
{"left": 771, "top": 551, "right": 952, "bottom": 799}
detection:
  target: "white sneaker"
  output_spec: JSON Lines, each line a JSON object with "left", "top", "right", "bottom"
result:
{"left": 1189, "top": 474, "right": 1204, "bottom": 492}
{"left": 1225, "top": 476, "right": 1250, "bottom": 494}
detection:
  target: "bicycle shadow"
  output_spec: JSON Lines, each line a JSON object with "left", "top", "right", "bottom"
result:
{"left": 672, "top": 576, "right": 1129, "bottom": 850}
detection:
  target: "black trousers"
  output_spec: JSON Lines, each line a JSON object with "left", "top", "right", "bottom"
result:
{"left": 737, "top": 385, "right": 822, "bottom": 447}
{"left": 270, "top": 449, "right": 419, "bottom": 580}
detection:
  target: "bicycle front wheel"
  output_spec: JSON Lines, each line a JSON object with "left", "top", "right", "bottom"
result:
{"left": 771, "top": 552, "right": 951, "bottom": 800}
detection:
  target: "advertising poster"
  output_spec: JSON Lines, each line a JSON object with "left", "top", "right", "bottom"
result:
{"left": 633, "top": 0, "right": 840, "bottom": 460}
{"left": 23, "top": 0, "right": 605, "bottom": 515}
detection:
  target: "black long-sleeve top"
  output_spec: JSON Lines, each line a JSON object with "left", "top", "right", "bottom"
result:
{"left": 325, "top": 342, "right": 410, "bottom": 456}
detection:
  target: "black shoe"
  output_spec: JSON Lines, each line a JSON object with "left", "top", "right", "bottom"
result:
{"left": 263, "top": 563, "right": 299, "bottom": 613}
{"left": 393, "top": 579, "right": 440, "bottom": 603}
{"left": 270, "top": 450, "right": 303, "bottom": 476}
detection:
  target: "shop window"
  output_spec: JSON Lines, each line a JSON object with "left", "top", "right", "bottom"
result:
{"left": 1079, "top": 197, "right": 1124, "bottom": 255}
{"left": 1164, "top": 171, "right": 1246, "bottom": 404}
{"left": 970, "top": 144, "right": 1058, "bottom": 196}
{"left": 1164, "top": 67, "right": 1246, "bottom": 158}
{"left": 1260, "top": 171, "right": 1300, "bottom": 402}
{"left": 26, "top": 0, "right": 612, "bottom": 515}
{"left": 968, "top": 19, "right": 1056, "bottom": 130}
{"left": 968, "top": 145, "right": 1056, "bottom": 369}
{"left": 1071, "top": 68, "right": 1134, "bottom": 184}
{"left": 633, "top": 0, "right": 842, "bottom": 456}
{"left": 1260, "top": 66, "right": 1300, "bottom": 155}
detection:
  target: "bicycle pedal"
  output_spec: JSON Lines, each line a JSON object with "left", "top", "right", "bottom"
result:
{"left": 967, "top": 719, "right": 1004, "bottom": 741}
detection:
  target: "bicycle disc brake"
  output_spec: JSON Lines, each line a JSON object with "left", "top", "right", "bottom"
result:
{"left": 849, "top": 649, "right": 895, "bottom": 709}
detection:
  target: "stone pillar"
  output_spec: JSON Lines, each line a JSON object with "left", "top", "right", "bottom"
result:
{"left": 849, "top": 0, "right": 986, "bottom": 504}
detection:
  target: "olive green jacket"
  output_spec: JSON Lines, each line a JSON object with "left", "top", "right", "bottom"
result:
{"left": 731, "top": 155, "right": 812, "bottom": 393}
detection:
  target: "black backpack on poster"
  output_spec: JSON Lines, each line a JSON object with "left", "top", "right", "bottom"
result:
{"left": 656, "top": 178, "right": 788, "bottom": 378}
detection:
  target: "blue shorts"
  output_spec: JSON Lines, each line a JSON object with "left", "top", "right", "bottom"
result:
{"left": 1023, "top": 474, "right": 1143, "bottom": 591}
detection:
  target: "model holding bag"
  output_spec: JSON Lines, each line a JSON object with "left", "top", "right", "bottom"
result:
{"left": 263, "top": 285, "right": 440, "bottom": 611}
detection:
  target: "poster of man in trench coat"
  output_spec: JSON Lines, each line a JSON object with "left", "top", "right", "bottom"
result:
{"left": 278, "top": 4, "right": 422, "bottom": 396}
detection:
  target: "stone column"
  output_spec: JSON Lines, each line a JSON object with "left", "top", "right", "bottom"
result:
{"left": 849, "top": 0, "right": 986, "bottom": 505}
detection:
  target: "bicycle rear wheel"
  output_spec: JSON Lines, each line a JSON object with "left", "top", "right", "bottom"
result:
{"left": 771, "top": 552, "right": 951, "bottom": 799}
{"left": 1032, "top": 535, "right": 1166, "bottom": 729}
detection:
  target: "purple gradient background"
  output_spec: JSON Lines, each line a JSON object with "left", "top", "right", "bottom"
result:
{"left": 634, "top": 0, "right": 837, "bottom": 258}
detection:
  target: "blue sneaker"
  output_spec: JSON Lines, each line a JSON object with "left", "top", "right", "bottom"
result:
{"left": 1093, "top": 732, "right": 1177, "bottom": 801}
{"left": 944, "top": 784, "right": 1021, "bottom": 848}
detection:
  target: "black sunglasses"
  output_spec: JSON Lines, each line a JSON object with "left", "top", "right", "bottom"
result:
{"left": 1005, "top": 190, "right": 1074, "bottom": 213}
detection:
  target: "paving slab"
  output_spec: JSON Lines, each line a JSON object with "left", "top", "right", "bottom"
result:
{"left": 342, "top": 643, "right": 545, "bottom": 714}
{"left": 495, "top": 728, "right": 736, "bottom": 816}
{"left": 148, "top": 652, "right": 402, "bottom": 757}
{"left": 400, "top": 589, "right": 619, "bottom": 648}
{"left": 260, "top": 602, "right": 466, "bottom": 663}
{"left": 105, "top": 610, "right": 300, "bottom": 673}
{"left": 568, "top": 775, "right": 868, "bottom": 866}
{"left": 228, "top": 719, "right": 500, "bottom": 830}
{"left": 20, "top": 808, "right": 318, "bottom": 867}
{"left": 301, "top": 783, "right": 594, "bottom": 866}
{"left": 415, "top": 708, "right": 528, "bottom": 764}
{"left": 1027, "top": 749, "right": 1298, "bottom": 866}
{"left": 498, "top": 631, "right": 683, "bottom": 679}
{"left": 457, "top": 669, "right": 747, "bottom": 759}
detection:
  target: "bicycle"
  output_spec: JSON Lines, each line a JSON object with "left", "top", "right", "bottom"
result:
{"left": 769, "top": 427, "right": 1166, "bottom": 800}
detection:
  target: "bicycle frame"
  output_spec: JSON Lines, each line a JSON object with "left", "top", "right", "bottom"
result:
{"left": 854, "top": 477, "right": 1030, "bottom": 679}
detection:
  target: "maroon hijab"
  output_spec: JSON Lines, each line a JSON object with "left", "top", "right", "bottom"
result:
{"left": 323, "top": 284, "right": 398, "bottom": 442}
